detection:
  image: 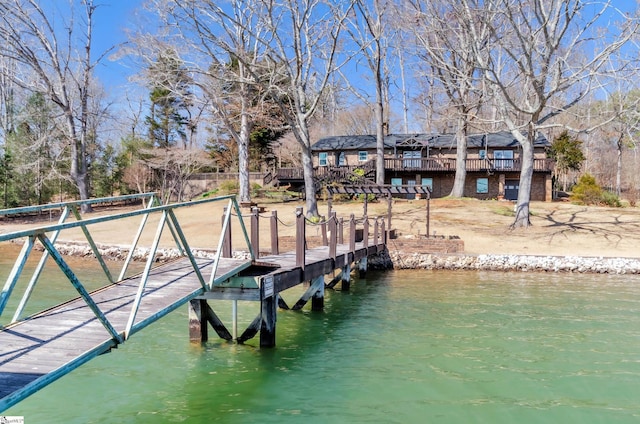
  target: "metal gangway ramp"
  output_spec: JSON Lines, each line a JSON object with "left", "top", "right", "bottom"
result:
{"left": 0, "top": 194, "right": 254, "bottom": 412}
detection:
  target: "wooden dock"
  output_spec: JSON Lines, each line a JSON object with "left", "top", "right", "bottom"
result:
{"left": 0, "top": 194, "right": 390, "bottom": 412}
{"left": 0, "top": 256, "right": 248, "bottom": 410}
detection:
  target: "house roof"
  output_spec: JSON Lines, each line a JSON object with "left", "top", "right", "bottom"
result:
{"left": 311, "top": 131, "right": 550, "bottom": 151}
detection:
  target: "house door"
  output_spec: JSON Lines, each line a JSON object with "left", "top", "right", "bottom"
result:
{"left": 505, "top": 179, "right": 519, "bottom": 200}
{"left": 407, "top": 180, "right": 416, "bottom": 200}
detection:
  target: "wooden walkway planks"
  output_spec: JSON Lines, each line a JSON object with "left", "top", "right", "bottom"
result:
{"left": 0, "top": 256, "right": 249, "bottom": 410}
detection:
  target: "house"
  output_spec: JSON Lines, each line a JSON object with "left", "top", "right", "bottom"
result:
{"left": 276, "top": 131, "right": 554, "bottom": 201}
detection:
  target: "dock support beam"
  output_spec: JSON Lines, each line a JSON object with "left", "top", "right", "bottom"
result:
{"left": 260, "top": 294, "right": 277, "bottom": 347}
{"left": 188, "top": 299, "right": 208, "bottom": 342}
{"left": 232, "top": 300, "right": 238, "bottom": 340}
{"left": 342, "top": 264, "right": 351, "bottom": 291}
{"left": 359, "top": 257, "right": 368, "bottom": 278}
{"left": 189, "top": 299, "right": 232, "bottom": 343}
{"left": 311, "top": 275, "right": 324, "bottom": 311}
{"left": 260, "top": 275, "right": 277, "bottom": 347}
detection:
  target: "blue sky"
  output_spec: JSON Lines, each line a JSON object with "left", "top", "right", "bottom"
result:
{"left": 92, "top": 1, "right": 145, "bottom": 92}
{"left": 89, "top": 0, "right": 638, "bottom": 135}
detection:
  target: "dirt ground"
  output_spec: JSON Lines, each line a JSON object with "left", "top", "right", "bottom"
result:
{"left": 1, "top": 197, "right": 639, "bottom": 259}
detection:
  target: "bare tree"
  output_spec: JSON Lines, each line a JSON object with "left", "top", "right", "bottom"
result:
{"left": 139, "top": 0, "right": 276, "bottom": 204}
{"left": 253, "top": 0, "right": 355, "bottom": 217}
{"left": 594, "top": 87, "right": 640, "bottom": 196}
{"left": 472, "top": 0, "right": 638, "bottom": 227}
{"left": 140, "top": 147, "right": 214, "bottom": 203}
{"left": 0, "top": 0, "right": 112, "bottom": 212}
{"left": 404, "top": 0, "right": 491, "bottom": 197}
{"left": 346, "top": 0, "right": 391, "bottom": 186}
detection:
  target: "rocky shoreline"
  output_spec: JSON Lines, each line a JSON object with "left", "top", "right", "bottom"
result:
{"left": 382, "top": 251, "right": 640, "bottom": 274}
{"left": 47, "top": 241, "right": 640, "bottom": 275}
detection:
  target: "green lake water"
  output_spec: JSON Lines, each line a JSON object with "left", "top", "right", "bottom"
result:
{"left": 2, "top": 245, "right": 640, "bottom": 423}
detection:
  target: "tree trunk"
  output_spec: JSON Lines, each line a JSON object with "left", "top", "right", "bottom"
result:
{"left": 512, "top": 132, "right": 534, "bottom": 228}
{"left": 375, "top": 94, "right": 385, "bottom": 186}
{"left": 301, "top": 143, "right": 318, "bottom": 217}
{"left": 238, "top": 87, "right": 251, "bottom": 203}
{"left": 616, "top": 137, "right": 622, "bottom": 197}
{"left": 449, "top": 115, "right": 468, "bottom": 197}
{"left": 296, "top": 118, "right": 319, "bottom": 217}
{"left": 374, "top": 39, "right": 385, "bottom": 186}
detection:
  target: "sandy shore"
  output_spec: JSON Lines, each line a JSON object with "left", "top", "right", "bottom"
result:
{"left": 1, "top": 197, "right": 638, "bottom": 260}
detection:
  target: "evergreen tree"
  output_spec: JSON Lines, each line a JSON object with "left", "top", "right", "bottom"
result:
{"left": 548, "top": 131, "right": 585, "bottom": 192}
{"left": 145, "top": 51, "right": 193, "bottom": 149}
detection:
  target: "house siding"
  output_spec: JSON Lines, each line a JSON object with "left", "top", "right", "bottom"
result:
{"left": 301, "top": 132, "right": 555, "bottom": 202}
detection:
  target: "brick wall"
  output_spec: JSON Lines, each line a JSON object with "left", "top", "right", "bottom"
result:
{"left": 387, "top": 236, "right": 464, "bottom": 254}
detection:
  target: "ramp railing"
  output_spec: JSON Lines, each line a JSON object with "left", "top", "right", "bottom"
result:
{"left": 0, "top": 193, "right": 252, "bottom": 340}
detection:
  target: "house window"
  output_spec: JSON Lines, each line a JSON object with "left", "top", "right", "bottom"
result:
{"left": 421, "top": 178, "right": 433, "bottom": 191}
{"left": 403, "top": 151, "right": 421, "bottom": 168}
{"left": 319, "top": 152, "right": 328, "bottom": 166}
{"left": 479, "top": 150, "right": 486, "bottom": 160}
{"left": 477, "top": 178, "right": 489, "bottom": 194}
{"left": 494, "top": 150, "right": 514, "bottom": 169}
{"left": 358, "top": 151, "right": 368, "bottom": 162}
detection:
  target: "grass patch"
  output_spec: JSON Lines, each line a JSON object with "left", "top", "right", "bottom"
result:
{"left": 491, "top": 205, "right": 515, "bottom": 217}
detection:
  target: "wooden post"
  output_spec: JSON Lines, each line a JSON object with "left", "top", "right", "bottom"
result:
{"left": 329, "top": 212, "right": 337, "bottom": 260}
{"left": 381, "top": 218, "right": 386, "bottom": 244}
{"left": 270, "top": 210, "right": 279, "bottom": 255}
{"left": 251, "top": 207, "right": 260, "bottom": 258}
{"left": 295, "top": 207, "right": 305, "bottom": 270}
{"left": 188, "top": 299, "right": 208, "bottom": 343}
{"left": 222, "top": 207, "right": 232, "bottom": 258}
{"left": 349, "top": 213, "right": 356, "bottom": 254}
{"left": 374, "top": 218, "right": 379, "bottom": 245}
{"left": 338, "top": 217, "right": 344, "bottom": 245}
{"left": 260, "top": 276, "right": 277, "bottom": 348}
{"left": 321, "top": 218, "right": 328, "bottom": 246}
{"left": 363, "top": 191, "right": 368, "bottom": 216}
{"left": 387, "top": 192, "right": 393, "bottom": 230}
{"left": 341, "top": 263, "right": 351, "bottom": 291}
{"left": 311, "top": 275, "right": 324, "bottom": 311}
{"left": 363, "top": 216, "right": 369, "bottom": 249}
{"left": 426, "top": 196, "right": 431, "bottom": 238}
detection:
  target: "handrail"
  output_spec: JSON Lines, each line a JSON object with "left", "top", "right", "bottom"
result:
{"left": 0, "top": 192, "right": 156, "bottom": 217}
{"left": 0, "top": 193, "right": 253, "bottom": 342}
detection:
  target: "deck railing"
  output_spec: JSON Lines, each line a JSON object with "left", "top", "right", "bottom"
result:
{"left": 275, "top": 157, "right": 554, "bottom": 182}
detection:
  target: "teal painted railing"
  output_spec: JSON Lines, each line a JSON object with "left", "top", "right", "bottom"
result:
{"left": 0, "top": 193, "right": 252, "bottom": 340}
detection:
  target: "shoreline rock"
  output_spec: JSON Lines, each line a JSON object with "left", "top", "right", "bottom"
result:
{"left": 383, "top": 251, "right": 640, "bottom": 274}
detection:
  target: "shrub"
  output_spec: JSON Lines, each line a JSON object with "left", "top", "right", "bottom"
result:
{"left": 251, "top": 182, "right": 262, "bottom": 197}
{"left": 201, "top": 189, "right": 219, "bottom": 198}
{"left": 600, "top": 190, "right": 622, "bottom": 207}
{"left": 356, "top": 193, "right": 377, "bottom": 202}
{"left": 571, "top": 174, "right": 602, "bottom": 205}
{"left": 218, "top": 180, "right": 239, "bottom": 195}
{"left": 570, "top": 174, "right": 621, "bottom": 207}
